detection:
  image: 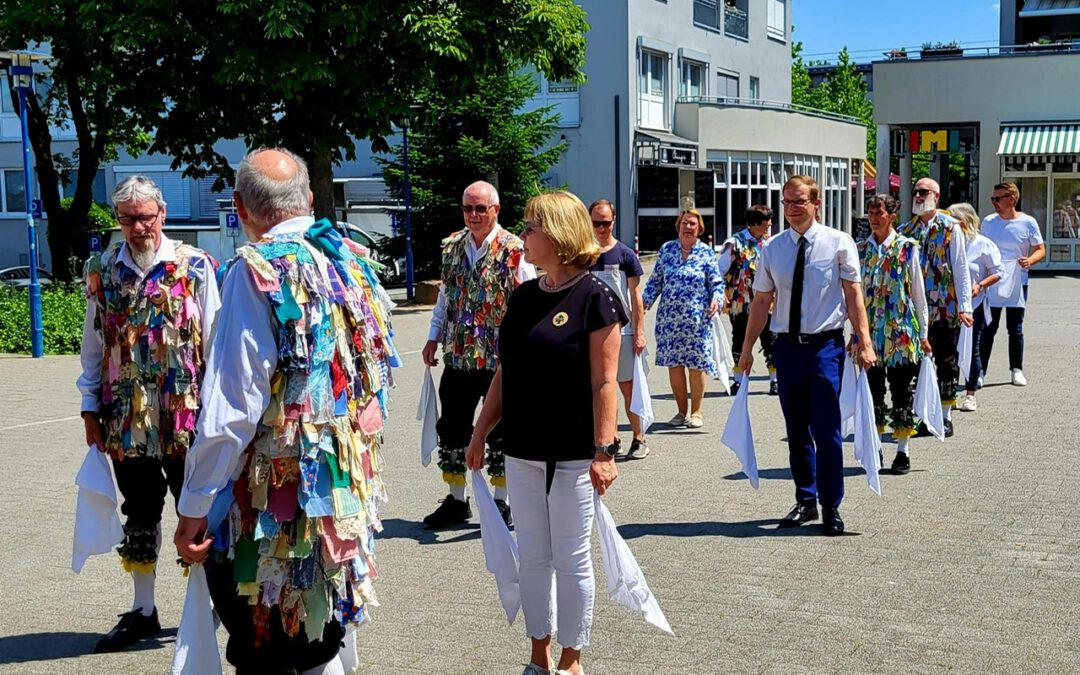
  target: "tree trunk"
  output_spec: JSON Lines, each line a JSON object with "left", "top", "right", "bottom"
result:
{"left": 308, "top": 144, "right": 335, "bottom": 223}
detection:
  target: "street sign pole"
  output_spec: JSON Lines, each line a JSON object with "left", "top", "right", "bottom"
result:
{"left": 403, "top": 123, "right": 415, "bottom": 300}
{"left": 14, "top": 56, "right": 43, "bottom": 357}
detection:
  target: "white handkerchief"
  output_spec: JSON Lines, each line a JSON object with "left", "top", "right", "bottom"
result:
{"left": 721, "top": 373, "right": 758, "bottom": 488}
{"left": 839, "top": 357, "right": 857, "bottom": 439}
{"left": 710, "top": 314, "right": 734, "bottom": 391}
{"left": 914, "top": 357, "right": 945, "bottom": 441}
{"left": 72, "top": 444, "right": 124, "bottom": 573}
{"left": 958, "top": 323, "right": 973, "bottom": 384}
{"left": 170, "top": 564, "right": 223, "bottom": 675}
{"left": 418, "top": 366, "right": 440, "bottom": 467}
{"left": 630, "top": 350, "right": 655, "bottom": 434}
{"left": 470, "top": 471, "right": 520, "bottom": 625}
{"left": 992, "top": 259, "right": 1023, "bottom": 306}
{"left": 851, "top": 363, "right": 882, "bottom": 496}
{"left": 594, "top": 492, "right": 673, "bottom": 635}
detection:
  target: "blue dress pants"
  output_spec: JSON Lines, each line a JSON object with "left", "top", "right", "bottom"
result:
{"left": 772, "top": 333, "right": 846, "bottom": 509}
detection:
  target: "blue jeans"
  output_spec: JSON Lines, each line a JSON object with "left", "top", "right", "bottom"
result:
{"left": 981, "top": 285, "right": 1028, "bottom": 372}
{"left": 965, "top": 306, "right": 988, "bottom": 391}
{"left": 772, "top": 333, "right": 846, "bottom": 509}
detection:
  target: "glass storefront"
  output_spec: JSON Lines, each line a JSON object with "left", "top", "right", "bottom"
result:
{"left": 1003, "top": 159, "right": 1080, "bottom": 268}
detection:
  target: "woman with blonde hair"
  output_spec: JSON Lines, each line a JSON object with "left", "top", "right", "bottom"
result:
{"left": 947, "top": 202, "right": 1004, "bottom": 412}
{"left": 466, "top": 190, "right": 626, "bottom": 675}
{"left": 641, "top": 209, "right": 724, "bottom": 428}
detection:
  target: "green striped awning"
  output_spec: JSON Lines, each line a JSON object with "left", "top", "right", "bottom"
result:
{"left": 998, "top": 124, "right": 1080, "bottom": 156}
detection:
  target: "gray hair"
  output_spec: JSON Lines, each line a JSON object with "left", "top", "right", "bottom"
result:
{"left": 462, "top": 180, "right": 500, "bottom": 205}
{"left": 235, "top": 147, "right": 311, "bottom": 223}
{"left": 866, "top": 193, "right": 901, "bottom": 215}
{"left": 112, "top": 175, "right": 166, "bottom": 211}
{"left": 947, "top": 202, "right": 980, "bottom": 237}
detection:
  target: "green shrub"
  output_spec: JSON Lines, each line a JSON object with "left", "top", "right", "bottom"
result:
{"left": 62, "top": 197, "right": 118, "bottom": 234}
{"left": 0, "top": 283, "right": 87, "bottom": 355}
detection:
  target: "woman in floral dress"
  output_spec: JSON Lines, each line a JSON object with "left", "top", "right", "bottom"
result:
{"left": 642, "top": 209, "right": 724, "bottom": 428}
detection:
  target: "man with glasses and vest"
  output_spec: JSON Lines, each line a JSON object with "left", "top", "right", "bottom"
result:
{"left": 897, "top": 178, "right": 973, "bottom": 438}
{"left": 78, "top": 175, "right": 220, "bottom": 652}
{"left": 736, "top": 175, "right": 875, "bottom": 536}
{"left": 420, "top": 180, "right": 535, "bottom": 528}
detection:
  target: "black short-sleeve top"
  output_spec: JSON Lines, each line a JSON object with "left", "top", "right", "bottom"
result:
{"left": 498, "top": 273, "right": 629, "bottom": 462}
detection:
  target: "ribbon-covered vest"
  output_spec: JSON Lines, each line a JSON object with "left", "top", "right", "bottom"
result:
{"left": 439, "top": 228, "right": 524, "bottom": 371}
{"left": 898, "top": 212, "right": 959, "bottom": 326}
{"left": 723, "top": 229, "right": 768, "bottom": 316}
{"left": 227, "top": 221, "right": 396, "bottom": 643}
{"left": 860, "top": 234, "right": 924, "bottom": 367}
{"left": 85, "top": 242, "right": 212, "bottom": 461}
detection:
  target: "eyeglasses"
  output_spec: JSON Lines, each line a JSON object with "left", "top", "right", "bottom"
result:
{"left": 990, "top": 195, "right": 1013, "bottom": 203}
{"left": 912, "top": 188, "right": 934, "bottom": 197}
{"left": 522, "top": 222, "right": 544, "bottom": 235}
{"left": 592, "top": 219, "right": 614, "bottom": 228}
{"left": 461, "top": 204, "right": 494, "bottom": 215}
{"left": 781, "top": 199, "right": 812, "bottom": 207}
{"left": 117, "top": 211, "right": 161, "bottom": 227}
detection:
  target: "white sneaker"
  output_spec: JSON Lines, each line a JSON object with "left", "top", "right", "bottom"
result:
{"left": 959, "top": 394, "right": 978, "bottom": 412}
{"left": 687, "top": 413, "right": 704, "bottom": 428}
{"left": 1011, "top": 369, "right": 1028, "bottom": 386}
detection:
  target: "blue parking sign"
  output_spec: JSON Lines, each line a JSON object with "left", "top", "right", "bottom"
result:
{"left": 88, "top": 233, "right": 103, "bottom": 252}
{"left": 225, "top": 213, "right": 240, "bottom": 229}
{"left": 31, "top": 199, "right": 42, "bottom": 219}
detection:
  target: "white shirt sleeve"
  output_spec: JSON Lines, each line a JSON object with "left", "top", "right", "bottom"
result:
{"left": 427, "top": 286, "right": 448, "bottom": 342}
{"left": 178, "top": 261, "right": 277, "bottom": 519}
{"left": 193, "top": 256, "right": 221, "bottom": 363}
{"left": 838, "top": 235, "right": 862, "bottom": 283}
{"left": 517, "top": 260, "right": 537, "bottom": 283}
{"left": 753, "top": 246, "right": 776, "bottom": 293}
{"left": 949, "top": 224, "right": 973, "bottom": 313}
{"left": 908, "top": 248, "right": 929, "bottom": 340}
{"left": 76, "top": 291, "right": 103, "bottom": 413}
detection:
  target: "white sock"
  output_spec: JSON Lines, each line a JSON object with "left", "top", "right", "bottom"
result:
{"left": 132, "top": 570, "right": 156, "bottom": 615}
{"left": 897, "top": 437, "right": 910, "bottom": 455}
{"left": 493, "top": 485, "right": 507, "bottom": 502}
{"left": 943, "top": 406, "right": 953, "bottom": 422}
{"left": 449, "top": 482, "right": 467, "bottom": 502}
{"left": 301, "top": 655, "right": 346, "bottom": 675}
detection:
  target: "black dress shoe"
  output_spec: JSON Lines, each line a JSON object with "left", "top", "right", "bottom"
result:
{"left": 768, "top": 381, "right": 779, "bottom": 396}
{"left": 944, "top": 419, "right": 954, "bottom": 438}
{"left": 891, "top": 453, "right": 910, "bottom": 475}
{"left": 913, "top": 422, "right": 932, "bottom": 438}
{"left": 777, "top": 503, "right": 819, "bottom": 528}
{"left": 93, "top": 608, "right": 162, "bottom": 653}
{"left": 494, "top": 498, "right": 513, "bottom": 528}
{"left": 422, "top": 494, "right": 472, "bottom": 529}
{"left": 821, "top": 508, "right": 845, "bottom": 536}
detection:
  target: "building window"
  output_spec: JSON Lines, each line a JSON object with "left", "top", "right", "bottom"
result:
{"left": 0, "top": 78, "right": 13, "bottom": 114}
{"left": 693, "top": 0, "right": 721, "bottom": 30}
{"left": 62, "top": 169, "right": 109, "bottom": 205}
{"left": 718, "top": 71, "right": 739, "bottom": 99}
{"left": 725, "top": 0, "right": 749, "bottom": 40}
{"left": 2, "top": 169, "right": 26, "bottom": 213}
{"left": 767, "top": 0, "right": 787, "bottom": 40}
{"left": 680, "top": 61, "right": 705, "bottom": 99}
{"left": 638, "top": 50, "right": 668, "bottom": 129}
{"left": 113, "top": 169, "right": 192, "bottom": 219}
{"left": 522, "top": 70, "right": 581, "bottom": 128}
{"left": 749, "top": 77, "right": 760, "bottom": 100}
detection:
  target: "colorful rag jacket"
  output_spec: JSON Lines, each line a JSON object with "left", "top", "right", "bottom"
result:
{"left": 723, "top": 229, "right": 768, "bottom": 316}
{"left": 439, "top": 228, "right": 524, "bottom": 371}
{"left": 222, "top": 220, "right": 397, "bottom": 644}
{"left": 897, "top": 212, "right": 959, "bottom": 326}
{"left": 84, "top": 241, "right": 214, "bottom": 461}
{"left": 859, "top": 234, "right": 924, "bottom": 367}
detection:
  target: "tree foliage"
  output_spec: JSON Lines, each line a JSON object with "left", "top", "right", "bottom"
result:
{"left": 791, "top": 42, "right": 875, "bottom": 162}
{"left": 378, "top": 68, "right": 567, "bottom": 277}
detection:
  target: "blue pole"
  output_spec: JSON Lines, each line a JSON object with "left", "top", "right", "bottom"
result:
{"left": 403, "top": 124, "right": 415, "bottom": 300}
{"left": 14, "top": 65, "right": 43, "bottom": 358}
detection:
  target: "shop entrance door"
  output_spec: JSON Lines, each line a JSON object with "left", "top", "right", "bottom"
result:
{"left": 1050, "top": 176, "right": 1080, "bottom": 265}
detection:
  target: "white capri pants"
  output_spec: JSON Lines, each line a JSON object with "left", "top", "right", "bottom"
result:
{"left": 505, "top": 456, "right": 596, "bottom": 649}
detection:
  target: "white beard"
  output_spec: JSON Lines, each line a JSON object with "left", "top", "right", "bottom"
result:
{"left": 130, "top": 246, "right": 157, "bottom": 271}
{"left": 912, "top": 197, "right": 937, "bottom": 217}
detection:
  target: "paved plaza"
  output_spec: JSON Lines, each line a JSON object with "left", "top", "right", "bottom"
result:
{"left": 0, "top": 273, "right": 1078, "bottom": 674}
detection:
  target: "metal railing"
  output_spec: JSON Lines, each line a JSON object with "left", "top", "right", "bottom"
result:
{"left": 878, "top": 41, "right": 1080, "bottom": 64}
{"left": 676, "top": 96, "right": 864, "bottom": 125}
{"left": 724, "top": 4, "right": 748, "bottom": 40}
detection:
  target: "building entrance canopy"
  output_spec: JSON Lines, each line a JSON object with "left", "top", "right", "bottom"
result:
{"left": 998, "top": 123, "right": 1080, "bottom": 156}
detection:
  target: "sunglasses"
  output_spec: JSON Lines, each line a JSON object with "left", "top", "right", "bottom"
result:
{"left": 912, "top": 188, "right": 934, "bottom": 197}
{"left": 461, "top": 204, "right": 494, "bottom": 215}
{"left": 990, "top": 195, "right": 1013, "bottom": 203}
{"left": 592, "top": 219, "right": 614, "bottom": 228}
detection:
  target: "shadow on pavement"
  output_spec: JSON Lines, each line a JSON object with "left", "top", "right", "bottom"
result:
{"left": 379, "top": 518, "right": 481, "bottom": 545}
{"left": 0, "top": 627, "right": 177, "bottom": 664}
{"left": 615, "top": 520, "right": 861, "bottom": 539}
{"left": 721, "top": 467, "right": 867, "bottom": 481}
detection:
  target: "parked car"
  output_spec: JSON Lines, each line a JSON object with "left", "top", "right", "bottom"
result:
{"left": 0, "top": 266, "right": 53, "bottom": 289}
{"left": 334, "top": 222, "right": 404, "bottom": 285}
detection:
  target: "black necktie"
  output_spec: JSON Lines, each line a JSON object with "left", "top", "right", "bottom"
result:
{"left": 789, "top": 236, "right": 806, "bottom": 334}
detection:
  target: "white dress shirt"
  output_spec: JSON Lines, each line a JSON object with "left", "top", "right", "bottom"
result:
{"left": 76, "top": 236, "right": 221, "bottom": 413}
{"left": 966, "top": 233, "right": 1005, "bottom": 312}
{"left": 865, "top": 230, "right": 929, "bottom": 340}
{"left": 754, "top": 222, "right": 861, "bottom": 334}
{"left": 177, "top": 216, "right": 313, "bottom": 518}
{"left": 981, "top": 213, "right": 1042, "bottom": 308}
{"left": 426, "top": 225, "right": 536, "bottom": 341}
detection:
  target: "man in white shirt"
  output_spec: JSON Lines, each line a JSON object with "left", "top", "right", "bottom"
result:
{"left": 980, "top": 182, "right": 1045, "bottom": 386}
{"left": 77, "top": 176, "right": 219, "bottom": 652}
{"left": 420, "top": 181, "right": 536, "bottom": 528}
{"left": 737, "top": 176, "right": 876, "bottom": 536}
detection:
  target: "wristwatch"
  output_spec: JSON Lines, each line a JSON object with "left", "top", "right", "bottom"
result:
{"left": 595, "top": 442, "right": 619, "bottom": 457}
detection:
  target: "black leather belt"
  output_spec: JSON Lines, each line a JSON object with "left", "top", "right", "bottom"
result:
{"left": 773, "top": 328, "right": 844, "bottom": 345}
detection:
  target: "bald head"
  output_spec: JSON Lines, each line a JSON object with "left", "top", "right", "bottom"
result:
{"left": 234, "top": 147, "right": 312, "bottom": 232}
{"left": 463, "top": 181, "right": 500, "bottom": 206}
{"left": 914, "top": 177, "right": 940, "bottom": 195}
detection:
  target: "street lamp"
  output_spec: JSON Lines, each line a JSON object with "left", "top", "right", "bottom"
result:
{"left": 397, "top": 110, "right": 417, "bottom": 301}
{"left": 1, "top": 49, "right": 49, "bottom": 358}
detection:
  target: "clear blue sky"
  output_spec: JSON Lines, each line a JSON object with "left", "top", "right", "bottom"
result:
{"left": 792, "top": 0, "right": 1001, "bottom": 63}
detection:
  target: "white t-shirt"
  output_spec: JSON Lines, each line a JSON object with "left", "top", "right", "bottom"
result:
{"left": 981, "top": 213, "right": 1042, "bottom": 308}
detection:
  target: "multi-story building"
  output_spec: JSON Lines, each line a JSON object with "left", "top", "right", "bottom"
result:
{"left": 873, "top": 0, "right": 1080, "bottom": 270}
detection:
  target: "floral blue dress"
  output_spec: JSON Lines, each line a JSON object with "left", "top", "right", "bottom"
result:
{"left": 643, "top": 240, "right": 725, "bottom": 374}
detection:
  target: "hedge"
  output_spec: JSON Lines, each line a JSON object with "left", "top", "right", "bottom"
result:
{"left": 0, "top": 284, "right": 87, "bottom": 355}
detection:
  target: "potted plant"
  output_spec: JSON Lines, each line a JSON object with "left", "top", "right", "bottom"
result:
{"left": 885, "top": 47, "right": 908, "bottom": 60}
{"left": 921, "top": 40, "right": 962, "bottom": 58}
{"left": 1023, "top": 36, "right": 1067, "bottom": 52}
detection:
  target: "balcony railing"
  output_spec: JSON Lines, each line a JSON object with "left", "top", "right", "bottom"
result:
{"left": 877, "top": 41, "right": 1080, "bottom": 63}
{"left": 693, "top": 0, "right": 720, "bottom": 30}
{"left": 724, "top": 4, "right": 748, "bottom": 40}
{"left": 677, "top": 95, "right": 864, "bottom": 125}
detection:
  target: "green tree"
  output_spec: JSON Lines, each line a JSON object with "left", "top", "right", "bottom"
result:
{"left": 147, "top": 0, "right": 589, "bottom": 222}
{"left": 0, "top": 3, "right": 159, "bottom": 281}
{"left": 791, "top": 43, "right": 875, "bottom": 161}
{"left": 377, "top": 67, "right": 567, "bottom": 277}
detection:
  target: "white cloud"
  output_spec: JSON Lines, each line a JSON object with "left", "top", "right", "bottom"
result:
{"left": 992, "top": 1, "right": 1000, "bottom": 12}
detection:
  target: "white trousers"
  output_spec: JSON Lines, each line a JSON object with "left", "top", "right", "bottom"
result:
{"left": 505, "top": 457, "right": 595, "bottom": 649}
